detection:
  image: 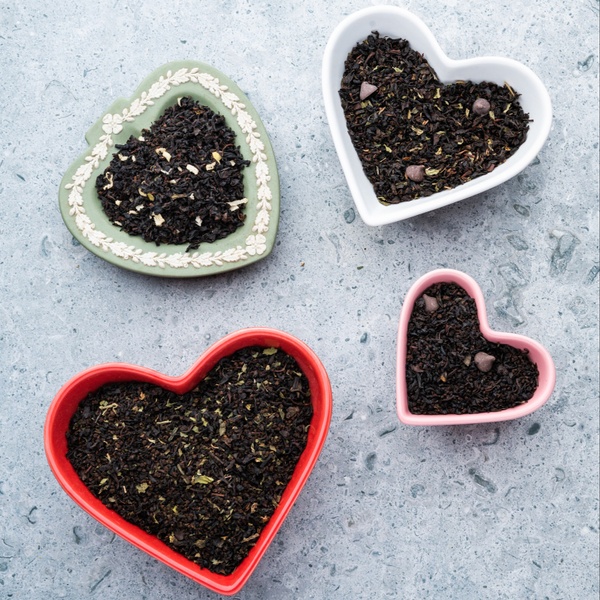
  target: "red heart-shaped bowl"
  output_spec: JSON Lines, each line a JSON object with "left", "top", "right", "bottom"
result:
{"left": 44, "top": 328, "right": 332, "bottom": 595}
{"left": 396, "top": 269, "right": 555, "bottom": 425}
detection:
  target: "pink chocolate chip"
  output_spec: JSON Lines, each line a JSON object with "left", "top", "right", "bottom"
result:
{"left": 406, "top": 165, "right": 425, "bottom": 182}
{"left": 422, "top": 294, "right": 439, "bottom": 313}
{"left": 474, "top": 351, "right": 496, "bottom": 373}
{"left": 359, "top": 82, "right": 378, "bottom": 101}
{"left": 473, "top": 98, "right": 491, "bottom": 115}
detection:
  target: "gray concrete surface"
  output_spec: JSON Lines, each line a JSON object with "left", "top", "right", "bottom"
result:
{"left": 0, "top": 1, "right": 598, "bottom": 598}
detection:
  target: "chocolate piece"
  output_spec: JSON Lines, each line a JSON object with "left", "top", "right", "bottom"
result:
{"left": 359, "top": 81, "right": 378, "bottom": 100}
{"left": 406, "top": 165, "right": 425, "bottom": 182}
{"left": 474, "top": 351, "right": 496, "bottom": 372}
{"left": 423, "top": 294, "right": 439, "bottom": 312}
{"left": 472, "top": 98, "right": 491, "bottom": 116}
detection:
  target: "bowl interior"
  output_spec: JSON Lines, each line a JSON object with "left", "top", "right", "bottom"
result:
{"left": 322, "top": 7, "right": 552, "bottom": 226}
{"left": 44, "top": 329, "right": 332, "bottom": 595}
{"left": 396, "top": 269, "right": 556, "bottom": 425}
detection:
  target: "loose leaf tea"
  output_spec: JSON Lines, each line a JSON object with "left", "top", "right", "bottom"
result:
{"left": 339, "top": 33, "right": 531, "bottom": 204}
{"left": 406, "top": 282, "right": 539, "bottom": 414}
{"left": 66, "top": 347, "right": 313, "bottom": 575}
{"left": 96, "top": 96, "right": 250, "bottom": 250}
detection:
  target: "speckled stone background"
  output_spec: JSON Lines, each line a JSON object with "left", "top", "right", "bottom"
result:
{"left": 0, "top": 1, "right": 598, "bottom": 599}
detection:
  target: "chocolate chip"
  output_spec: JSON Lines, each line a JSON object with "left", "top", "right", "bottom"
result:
{"left": 473, "top": 98, "right": 491, "bottom": 116}
{"left": 359, "top": 82, "right": 378, "bottom": 101}
{"left": 474, "top": 352, "right": 496, "bottom": 372}
{"left": 406, "top": 165, "right": 425, "bottom": 182}
{"left": 423, "top": 294, "right": 439, "bottom": 312}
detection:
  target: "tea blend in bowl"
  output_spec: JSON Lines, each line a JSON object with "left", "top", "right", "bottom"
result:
{"left": 339, "top": 33, "right": 531, "bottom": 205}
{"left": 66, "top": 347, "right": 312, "bottom": 576}
{"left": 406, "top": 282, "right": 539, "bottom": 415}
{"left": 96, "top": 96, "right": 250, "bottom": 250}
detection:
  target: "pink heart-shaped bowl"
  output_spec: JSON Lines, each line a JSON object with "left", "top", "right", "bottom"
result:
{"left": 396, "top": 269, "right": 555, "bottom": 426}
{"left": 44, "top": 328, "right": 332, "bottom": 595}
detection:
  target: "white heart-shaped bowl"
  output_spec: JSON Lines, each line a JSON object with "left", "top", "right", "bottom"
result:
{"left": 322, "top": 6, "right": 552, "bottom": 226}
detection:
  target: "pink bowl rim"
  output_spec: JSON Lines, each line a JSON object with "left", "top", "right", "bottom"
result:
{"left": 44, "top": 328, "right": 333, "bottom": 595}
{"left": 396, "top": 269, "right": 556, "bottom": 426}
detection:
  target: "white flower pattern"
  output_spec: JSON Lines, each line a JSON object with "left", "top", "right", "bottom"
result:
{"left": 101, "top": 113, "right": 124, "bottom": 134}
{"left": 245, "top": 234, "right": 267, "bottom": 256}
{"left": 65, "top": 68, "right": 274, "bottom": 270}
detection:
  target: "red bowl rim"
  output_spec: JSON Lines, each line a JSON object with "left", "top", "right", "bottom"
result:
{"left": 396, "top": 269, "right": 556, "bottom": 426}
{"left": 44, "top": 327, "right": 332, "bottom": 595}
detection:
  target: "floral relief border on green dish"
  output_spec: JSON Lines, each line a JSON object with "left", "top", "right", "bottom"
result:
{"left": 59, "top": 61, "right": 280, "bottom": 277}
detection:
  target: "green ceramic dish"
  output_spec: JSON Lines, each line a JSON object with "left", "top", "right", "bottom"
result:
{"left": 59, "top": 61, "right": 280, "bottom": 277}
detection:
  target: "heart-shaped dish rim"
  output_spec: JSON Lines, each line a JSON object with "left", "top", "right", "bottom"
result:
{"left": 396, "top": 269, "right": 556, "bottom": 426}
{"left": 322, "top": 6, "right": 552, "bottom": 226}
{"left": 44, "top": 328, "right": 332, "bottom": 595}
{"left": 59, "top": 60, "right": 280, "bottom": 277}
